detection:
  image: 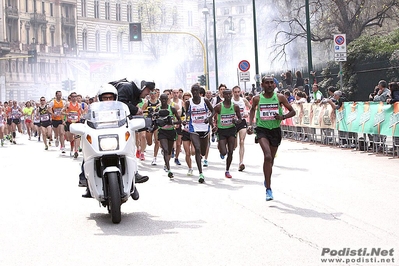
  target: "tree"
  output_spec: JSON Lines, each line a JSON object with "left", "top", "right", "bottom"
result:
{"left": 265, "top": 0, "right": 399, "bottom": 64}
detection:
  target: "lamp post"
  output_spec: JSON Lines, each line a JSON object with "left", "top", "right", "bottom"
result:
{"left": 305, "top": 0, "right": 314, "bottom": 84}
{"left": 251, "top": 0, "right": 260, "bottom": 91}
{"left": 202, "top": 3, "right": 210, "bottom": 91}
{"left": 212, "top": 0, "right": 219, "bottom": 90}
{"left": 228, "top": 16, "right": 237, "bottom": 85}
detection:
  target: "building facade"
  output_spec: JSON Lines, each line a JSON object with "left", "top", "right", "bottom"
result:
{"left": 0, "top": 0, "right": 255, "bottom": 101}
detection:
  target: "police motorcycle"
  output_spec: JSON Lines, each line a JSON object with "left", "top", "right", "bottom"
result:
{"left": 70, "top": 85, "right": 146, "bottom": 224}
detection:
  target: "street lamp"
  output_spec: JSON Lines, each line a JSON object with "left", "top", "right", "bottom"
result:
{"left": 202, "top": 3, "right": 210, "bottom": 91}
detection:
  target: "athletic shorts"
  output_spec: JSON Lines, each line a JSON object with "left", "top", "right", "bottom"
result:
{"left": 176, "top": 126, "right": 183, "bottom": 135}
{"left": 182, "top": 130, "right": 191, "bottom": 141}
{"left": 25, "top": 119, "right": 32, "bottom": 124}
{"left": 34, "top": 122, "right": 41, "bottom": 127}
{"left": 158, "top": 129, "right": 177, "bottom": 141}
{"left": 12, "top": 118, "right": 21, "bottom": 125}
{"left": 189, "top": 131, "right": 209, "bottom": 139}
{"left": 217, "top": 127, "right": 237, "bottom": 141}
{"left": 7, "top": 118, "right": 12, "bottom": 125}
{"left": 52, "top": 120, "right": 63, "bottom": 128}
{"left": 235, "top": 119, "right": 247, "bottom": 132}
{"left": 254, "top": 127, "right": 282, "bottom": 147}
{"left": 41, "top": 121, "right": 52, "bottom": 128}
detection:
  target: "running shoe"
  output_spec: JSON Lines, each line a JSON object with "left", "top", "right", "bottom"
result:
{"left": 61, "top": 147, "right": 66, "bottom": 154}
{"left": 136, "top": 150, "right": 140, "bottom": 158}
{"left": 79, "top": 148, "right": 82, "bottom": 152}
{"left": 151, "top": 157, "right": 157, "bottom": 165}
{"left": 38, "top": 136, "right": 41, "bottom": 141}
{"left": 225, "top": 171, "right": 232, "bottom": 178}
{"left": 12, "top": 140, "right": 16, "bottom": 144}
{"left": 48, "top": 141, "right": 51, "bottom": 146}
{"left": 187, "top": 169, "right": 193, "bottom": 176}
{"left": 74, "top": 151, "right": 79, "bottom": 158}
{"left": 220, "top": 154, "right": 225, "bottom": 159}
{"left": 1, "top": 139, "right": 4, "bottom": 147}
{"left": 238, "top": 164, "right": 245, "bottom": 172}
{"left": 203, "top": 159, "right": 208, "bottom": 167}
{"left": 168, "top": 171, "right": 174, "bottom": 179}
{"left": 163, "top": 165, "right": 168, "bottom": 172}
{"left": 198, "top": 173, "right": 205, "bottom": 183}
{"left": 211, "top": 133, "right": 215, "bottom": 142}
{"left": 140, "top": 153, "right": 145, "bottom": 161}
{"left": 174, "top": 158, "right": 181, "bottom": 165}
{"left": 266, "top": 188, "right": 274, "bottom": 201}
{"left": 45, "top": 145, "right": 48, "bottom": 150}
{"left": 55, "top": 139, "right": 59, "bottom": 147}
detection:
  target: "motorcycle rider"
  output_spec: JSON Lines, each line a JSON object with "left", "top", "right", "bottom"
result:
{"left": 80, "top": 84, "right": 146, "bottom": 200}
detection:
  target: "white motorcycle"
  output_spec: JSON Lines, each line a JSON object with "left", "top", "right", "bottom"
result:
{"left": 70, "top": 101, "right": 146, "bottom": 224}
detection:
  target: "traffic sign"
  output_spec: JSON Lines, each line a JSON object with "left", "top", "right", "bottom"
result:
{"left": 333, "top": 34, "right": 347, "bottom": 61}
{"left": 239, "top": 72, "right": 250, "bottom": 82}
{"left": 238, "top": 60, "right": 250, "bottom": 72}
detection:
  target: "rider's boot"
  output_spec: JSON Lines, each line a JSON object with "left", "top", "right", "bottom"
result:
{"left": 135, "top": 172, "right": 149, "bottom": 183}
{"left": 82, "top": 188, "right": 92, "bottom": 198}
{"left": 131, "top": 185, "right": 139, "bottom": 200}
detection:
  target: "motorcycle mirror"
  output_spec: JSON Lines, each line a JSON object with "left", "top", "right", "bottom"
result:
{"left": 159, "top": 109, "right": 169, "bottom": 117}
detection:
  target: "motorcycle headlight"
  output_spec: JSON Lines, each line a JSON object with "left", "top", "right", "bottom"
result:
{"left": 99, "top": 134, "right": 119, "bottom": 151}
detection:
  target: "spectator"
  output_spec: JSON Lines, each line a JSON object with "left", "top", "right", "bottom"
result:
{"left": 370, "top": 80, "right": 390, "bottom": 102}
{"left": 294, "top": 70, "right": 304, "bottom": 90}
{"left": 387, "top": 82, "right": 399, "bottom": 104}
{"left": 311, "top": 84, "right": 323, "bottom": 103}
{"left": 284, "top": 90, "right": 295, "bottom": 103}
{"left": 304, "top": 78, "right": 311, "bottom": 102}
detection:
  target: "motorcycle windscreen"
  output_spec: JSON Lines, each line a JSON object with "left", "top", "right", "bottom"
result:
{"left": 86, "top": 101, "right": 129, "bottom": 129}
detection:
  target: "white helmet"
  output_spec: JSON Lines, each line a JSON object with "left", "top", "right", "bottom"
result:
{"left": 98, "top": 84, "right": 118, "bottom": 101}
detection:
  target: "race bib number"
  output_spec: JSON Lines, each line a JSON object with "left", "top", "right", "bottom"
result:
{"left": 40, "top": 114, "right": 50, "bottom": 122}
{"left": 220, "top": 114, "right": 234, "bottom": 127}
{"left": 68, "top": 112, "right": 79, "bottom": 123}
{"left": 259, "top": 103, "right": 278, "bottom": 120}
{"left": 54, "top": 108, "right": 62, "bottom": 116}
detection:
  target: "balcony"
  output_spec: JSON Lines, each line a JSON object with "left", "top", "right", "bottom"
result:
{"left": 5, "top": 6, "right": 19, "bottom": 19}
{"left": 30, "top": 12, "right": 47, "bottom": 25}
{"left": 0, "top": 41, "right": 11, "bottom": 56}
{"left": 61, "top": 16, "right": 76, "bottom": 27}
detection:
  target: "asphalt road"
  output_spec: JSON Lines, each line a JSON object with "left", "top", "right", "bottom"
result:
{"left": 0, "top": 133, "right": 398, "bottom": 266}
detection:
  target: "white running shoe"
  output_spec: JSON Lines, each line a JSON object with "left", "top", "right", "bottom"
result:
{"left": 187, "top": 169, "right": 193, "bottom": 176}
{"left": 151, "top": 157, "right": 157, "bottom": 165}
{"left": 55, "top": 139, "right": 59, "bottom": 147}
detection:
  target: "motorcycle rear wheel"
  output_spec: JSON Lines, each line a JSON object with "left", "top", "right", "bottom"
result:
{"left": 107, "top": 172, "right": 121, "bottom": 224}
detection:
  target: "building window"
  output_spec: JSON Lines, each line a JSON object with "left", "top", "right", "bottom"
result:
{"left": 116, "top": 3, "right": 121, "bottom": 21}
{"left": 82, "top": 29, "right": 87, "bottom": 50}
{"left": 224, "top": 20, "right": 230, "bottom": 35}
{"left": 25, "top": 0, "right": 28, "bottom": 12}
{"left": 172, "top": 6, "right": 177, "bottom": 25}
{"left": 239, "top": 19, "right": 246, "bottom": 34}
{"left": 161, "top": 7, "right": 166, "bottom": 25}
{"left": 94, "top": 0, "right": 99, "bottom": 18}
{"left": 41, "top": 26, "right": 46, "bottom": 44}
{"left": 237, "top": 6, "right": 245, "bottom": 14}
{"left": 223, "top": 8, "right": 229, "bottom": 15}
{"left": 127, "top": 3, "right": 132, "bottom": 22}
{"left": 41, "top": 1, "right": 45, "bottom": 14}
{"left": 95, "top": 31, "right": 100, "bottom": 51}
{"left": 106, "top": 31, "right": 111, "bottom": 52}
{"left": 81, "top": 0, "right": 86, "bottom": 17}
{"left": 105, "top": 1, "right": 110, "bottom": 20}
{"left": 50, "top": 3, "right": 53, "bottom": 16}
{"left": 187, "top": 10, "right": 192, "bottom": 27}
{"left": 138, "top": 6, "right": 143, "bottom": 20}
{"left": 117, "top": 33, "right": 122, "bottom": 53}
{"left": 51, "top": 32, "right": 54, "bottom": 47}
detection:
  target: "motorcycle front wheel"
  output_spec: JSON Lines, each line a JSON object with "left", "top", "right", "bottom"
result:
{"left": 107, "top": 172, "right": 121, "bottom": 224}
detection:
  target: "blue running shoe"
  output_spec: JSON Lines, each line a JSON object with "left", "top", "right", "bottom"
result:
{"left": 203, "top": 159, "right": 208, "bottom": 167}
{"left": 266, "top": 188, "right": 273, "bottom": 201}
{"left": 220, "top": 154, "right": 225, "bottom": 159}
{"left": 211, "top": 133, "right": 215, "bottom": 142}
{"left": 174, "top": 158, "right": 181, "bottom": 165}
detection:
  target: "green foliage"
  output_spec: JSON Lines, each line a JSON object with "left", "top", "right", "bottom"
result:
{"left": 319, "top": 29, "right": 399, "bottom": 99}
